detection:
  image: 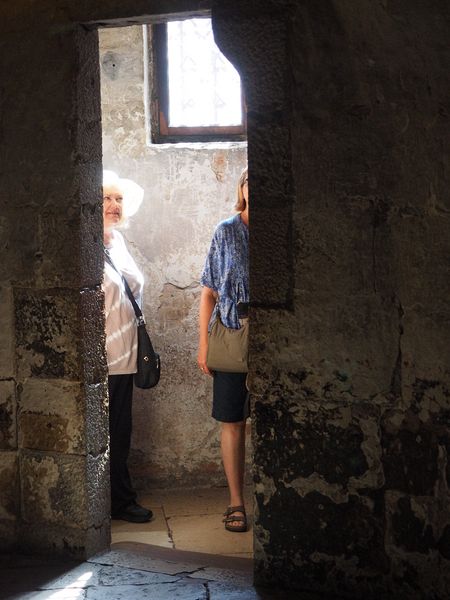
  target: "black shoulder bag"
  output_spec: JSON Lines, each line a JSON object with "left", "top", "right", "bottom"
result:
{"left": 104, "top": 249, "right": 161, "bottom": 389}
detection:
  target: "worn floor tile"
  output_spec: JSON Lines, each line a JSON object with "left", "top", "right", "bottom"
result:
{"left": 111, "top": 507, "right": 172, "bottom": 547}
{"left": 111, "top": 507, "right": 166, "bottom": 533}
{"left": 89, "top": 548, "right": 206, "bottom": 577}
{"left": 85, "top": 580, "right": 207, "bottom": 600}
{"left": 140, "top": 486, "right": 253, "bottom": 518}
{"left": 111, "top": 531, "right": 173, "bottom": 547}
{"left": 10, "top": 590, "right": 86, "bottom": 600}
{"left": 90, "top": 544, "right": 253, "bottom": 583}
{"left": 38, "top": 563, "right": 101, "bottom": 589}
{"left": 96, "top": 565, "right": 178, "bottom": 586}
{"left": 208, "top": 582, "right": 303, "bottom": 599}
{"left": 0, "top": 561, "right": 84, "bottom": 597}
{"left": 188, "top": 565, "right": 253, "bottom": 587}
{"left": 169, "top": 513, "right": 253, "bottom": 555}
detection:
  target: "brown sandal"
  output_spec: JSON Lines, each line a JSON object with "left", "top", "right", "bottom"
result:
{"left": 223, "top": 505, "right": 248, "bottom": 533}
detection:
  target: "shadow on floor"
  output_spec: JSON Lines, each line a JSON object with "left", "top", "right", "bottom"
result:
{"left": 1, "top": 545, "right": 310, "bottom": 599}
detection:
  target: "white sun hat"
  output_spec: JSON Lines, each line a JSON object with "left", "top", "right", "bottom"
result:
{"left": 103, "top": 169, "right": 144, "bottom": 217}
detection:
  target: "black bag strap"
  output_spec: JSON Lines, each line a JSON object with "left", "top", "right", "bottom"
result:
{"left": 104, "top": 247, "right": 145, "bottom": 326}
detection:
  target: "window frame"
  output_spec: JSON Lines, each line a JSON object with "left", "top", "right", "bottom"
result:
{"left": 148, "top": 21, "right": 247, "bottom": 144}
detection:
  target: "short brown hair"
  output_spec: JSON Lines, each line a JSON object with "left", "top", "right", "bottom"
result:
{"left": 234, "top": 167, "right": 248, "bottom": 212}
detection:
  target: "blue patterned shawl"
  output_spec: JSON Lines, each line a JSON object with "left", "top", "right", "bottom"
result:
{"left": 200, "top": 214, "right": 249, "bottom": 330}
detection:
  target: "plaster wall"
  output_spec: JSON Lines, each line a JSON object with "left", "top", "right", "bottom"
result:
{"left": 99, "top": 25, "right": 248, "bottom": 488}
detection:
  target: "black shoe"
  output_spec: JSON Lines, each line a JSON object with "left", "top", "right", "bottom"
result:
{"left": 112, "top": 503, "right": 153, "bottom": 523}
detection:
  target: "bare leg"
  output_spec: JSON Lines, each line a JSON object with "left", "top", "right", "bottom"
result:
{"left": 221, "top": 420, "right": 247, "bottom": 528}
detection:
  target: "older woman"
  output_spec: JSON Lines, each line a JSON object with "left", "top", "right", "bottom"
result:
{"left": 198, "top": 167, "right": 249, "bottom": 532}
{"left": 102, "top": 169, "right": 152, "bottom": 523}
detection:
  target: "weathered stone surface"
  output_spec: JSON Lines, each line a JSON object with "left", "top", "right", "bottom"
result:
{"left": 15, "top": 288, "right": 81, "bottom": 381}
{"left": 0, "top": 207, "right": 41, "bottom": 286}
{"left": 0, "top": 519, "right": 16, "bottom": 551}
{"left": 381, "top": 410, "right": 442, "bottom": 496}
{"left": 17, "top": 519, "right": 110, "bottom": 560}
{"left": 85, "top": 382, "right": 109, "bottom": 456}
{"left": 0, "top": 287, "right": 15, "bottom": 378}
{"left": 213, "top": 8, "right": 289, "bottom": 112}
{"left": 249, "top": 0, "right": 450, "bottom": 597}
{"left": 208, "top": 581, "right": 299, "bottom": 599}
{"left": 0, "top": 380, "right": 16, "bottom": 450}
{"left": 18, "top": 379, "right": 108, "bottom": 456}
{"left": 79, "top": 289, "right": 107, "bottom": 386}
{"left": 0, "top": 451, "right": 18, "bottom": 521}
{"left": 85, "top": 581, "right": 207, "bottom": 600}
{"left": 19, "top": 380, "right": 85, "bottom": 453}
{"left": 79, "top": 163, "right": 104, "bottom": 290}
{"left": 21, "top": 452, "right": 89, "bottom": 528}
{"left": 97, "top": 565, "right": 178, "bottom": 586}
{"left": 86, "top": 453, "right": 110, "bottom": 528}
{"left": 254, "top": 399, "right": 384, "bottom": 493}
{"left": 385, "top": 492, "right": 450, "bottom": 598}
{"left": 22, "top": 562, "right": 179, "bottom": 590}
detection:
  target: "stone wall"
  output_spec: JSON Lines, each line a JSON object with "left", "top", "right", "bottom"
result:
{"left": 0, "top": 12, "right": 110, "bottom": 557}
{"left": 213, "top": 1, "right": 450, "bottom": 597}
{"left": 99, "top": 25, "right": 248, "bottom": 488}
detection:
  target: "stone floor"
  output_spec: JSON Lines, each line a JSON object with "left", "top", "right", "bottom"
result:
{"left": 112, "top": 486, "right": 254, "bottom": 558}
{"left": 1, "top": 487, "right": 309, "bottom": 599}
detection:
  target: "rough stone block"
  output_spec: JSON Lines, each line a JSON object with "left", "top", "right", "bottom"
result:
{"left": 0, "top": 380, "right": 16, "bottom": 450}
{"left": 21, "top": 452, "right": 89, "bottom": 528}
{"left": 38, "top": 212, "right": 82, "bottom": 288}
{"left": 385, "top": 492, "right": 450, "bottom": 598}
{"left": 0, "top": 519, "right": 16, "bottom": 551}
{"left": 17, "top": 519, "right": 110, "bottom": 560}
{"left": 386, "top": 493, "right": 438, "bottom": 554}
{"left": 248, "top": 119, "right": 292, "bottom": 209}
{"left": 382, "top": 411, "right": 440, "bottom": 496}
{"left": 0, "top": 519, "right": 17, "bottom": 552}
{"left": 0, "top": 451, "right": 18, "bottom": 520}
{"left": 251, "top": 204, "right": 292, "bottom": 308}
{"left": 80, "top": 195, "right": 104, "bottom": 289}
{"left": 79, "top": 289, "right": 107, "bottom": 385}
{"left": 254, "top": 487, "right": 388, "bottom": 596}
{"left": 86, "top": 453, "right": 110, "bottom": 528}
{"left": 253, "top": 397, "right": 385, "bottom": 494}
{"left": 18, "top": 379, "right": 85, "bottom": 454}
{"left": 75, "top": 26, "right": 103, "bottom": 129}
{"left": 15, "top": 288, "right": 81, "bottom": 381}
{"left": 0, "top": 287, "right": 15, "bottom": 378}
{"left": 401, "top": 308, "right": 450, "bottom": 392}
{"left": 85, "top": 382, "right": 109, "bottom": 457}
{"left": 0, "top": 209, "right": 40, "bottom": 286}
{"left": 213, "top": 11, "right": 288, "bottom": 112}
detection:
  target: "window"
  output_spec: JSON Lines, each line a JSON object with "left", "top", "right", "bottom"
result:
{"left": 148, "top": 18, "right": 246, "bottom": 143}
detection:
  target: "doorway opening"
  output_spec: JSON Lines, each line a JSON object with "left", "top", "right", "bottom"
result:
{"left": 99, "top": 19, "right": 252, "bottom": 560}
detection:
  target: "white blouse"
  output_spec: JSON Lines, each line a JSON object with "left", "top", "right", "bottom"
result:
{"left": 103, "top": 230, "right": 144, "bottom": 375}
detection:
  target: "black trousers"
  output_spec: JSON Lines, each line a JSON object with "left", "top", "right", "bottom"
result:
{"left": 108, "top": 374, "right": 137, "bottom": 514}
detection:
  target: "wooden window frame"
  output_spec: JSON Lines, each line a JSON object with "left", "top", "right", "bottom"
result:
{"left": 149, "top": 22, "right": 247, "bottom": 144}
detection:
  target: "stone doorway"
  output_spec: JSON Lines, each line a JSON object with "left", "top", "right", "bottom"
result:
{"left": 1, "top": 0, "right": 294, "bottom": 589}
{"left": 98, "top": 21, "right": 252, "bottom": 558}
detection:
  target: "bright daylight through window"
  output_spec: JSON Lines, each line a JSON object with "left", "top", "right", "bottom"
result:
{"left": 150, "top": 17, "right": 246, "bottom": 143}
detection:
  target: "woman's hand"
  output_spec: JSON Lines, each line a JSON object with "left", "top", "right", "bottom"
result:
{"left": 198, "top": 286, "right": 216, "bottom": 377}
{"left": 197, "top": 341, "right": 212, "bottom": 376}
